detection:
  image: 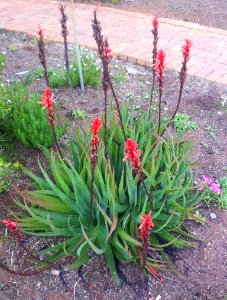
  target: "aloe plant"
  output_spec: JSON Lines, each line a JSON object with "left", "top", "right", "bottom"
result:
{"left": 10, "top": 104, "right": 203, "bottom": 282}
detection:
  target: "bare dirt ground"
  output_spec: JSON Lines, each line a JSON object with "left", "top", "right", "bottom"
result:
{"left": 0, "top": 30, "right": 227, "bottom": 300}
{"left": 74, "top": 0, "right": 227, "bottom": 30}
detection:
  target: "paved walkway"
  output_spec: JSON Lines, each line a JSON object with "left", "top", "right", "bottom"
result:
{"left": 0, "top": 0, "right": 227, "bottom": 85}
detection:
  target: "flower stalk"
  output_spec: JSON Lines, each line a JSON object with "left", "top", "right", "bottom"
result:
{"left": 37, "top": 26, "right": 49, "bottom": 87}
{"left": 89, "top": 116, "right": 102, "bottom": 226}
{"left": 59, "top": 4, "right": 70, "bottom": 85}
{"left": 170, "top": 39, "right": 192, "bottom": 121}
{"left": 153, "top": 49, "right": 166, "bottom": 135}
{"left": 92, "top": 10, "right": 126, "bottom": 147}
{"left": 149, "top": 16, "right": 159, "bottom": 111}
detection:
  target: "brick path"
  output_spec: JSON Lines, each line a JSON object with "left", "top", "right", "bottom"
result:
{"left": 0, "top": 0, "right": 227, "bottom": 85}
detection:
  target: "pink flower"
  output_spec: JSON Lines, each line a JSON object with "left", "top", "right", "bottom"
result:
{"left": 153, "top": 49, "right": 166, "bottom": 78}
{"left": 1, "top": 219, "right": 23, "bottom": 241}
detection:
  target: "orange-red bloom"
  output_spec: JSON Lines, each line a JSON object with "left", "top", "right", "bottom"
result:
{"left": 123, "top": 138, "right": 142, "bottom": 174}
{"left": 1, "top": 219, "right": 23, "bottom": 241}
{"left": 153, "top": 49, "right": 166, "bottom": 78}
{"left": 39, "top": 87, "right": 55, "bottom": 125}
{"left": 139, "top": 211, "right": 154, "bottom": 241}
{"left": 90, "top": 116, "right": 102, "bottom": 136}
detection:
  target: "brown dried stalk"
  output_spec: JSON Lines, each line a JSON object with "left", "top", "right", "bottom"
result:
{"left": 37, "top": 25, "right": 49, "bottom": 87}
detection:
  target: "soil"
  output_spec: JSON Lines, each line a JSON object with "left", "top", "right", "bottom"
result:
{"left": 73, "top": 0, "right": 227, "bottom": 30}
{"left": 0, "top": 29, "right": 227, "bottom": 300}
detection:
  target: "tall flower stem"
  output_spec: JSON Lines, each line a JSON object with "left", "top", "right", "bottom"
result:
{"left": 39, "top": 87, "right": 63, "bottom": 159}
{"left": 108, "top": 78, "right": 126, "bottom": 140}
{"left": 89, "top": 117, "right": 102, "bottom": 226}
{"left": 149, "top": 17, "right": 159, "bottom": 112}
{"left": 37, "top": 26, "right": 49, "bottom": 87}
{"left": 170, "top": 39, "right": 192, "bottom": 122}
{"left": 153, "top": 50, "right": 166, "bottom": 135}
{"left": 59, "top": 4, "right": 70, "bottom": 85}
{"left": 139, "top": 211, "right": 154, "bottom": 268}
{"left": 92, "top": 10, "right": 126, "bottom": 144}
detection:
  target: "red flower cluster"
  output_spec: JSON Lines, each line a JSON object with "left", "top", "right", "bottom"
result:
{"left": 90, "top": 116, "right": 102, "bottom": 136}
{"left": 1, "top": 219, "right": 23, "bottom": 241}
{"left": 139, "top": 211, "right": 154, "bottom": 241}
{"left": 90, "top": 116, "right": 102, "bottom": 167}
{"left": 153, "top": 49, "right": 166, "bottom": 79}
{"left": 182, "top": 39, "right": 192, "bottom": 61}
{"left": 152, "top": 16, "right": 159, "bottom": 31}
{"left": 103, "top": 46, "right": 113, "bottom": 64}
{"left": 39, "top": 87, "right": 55, "bottom": 126}
{"left": 123, "top": 138, "right": 142, "bottom": 175}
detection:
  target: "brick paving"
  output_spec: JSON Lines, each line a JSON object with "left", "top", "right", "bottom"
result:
{"left": 0, "top": 0, "right": 227, "bottom": 85}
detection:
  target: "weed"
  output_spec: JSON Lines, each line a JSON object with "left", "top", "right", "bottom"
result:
{"left": 0, "top": 54, "right": 6, "bottom": 73}
{"left": 206, "top": 124, "right": 216, "bottom": 140}
{"left": 174, "top": 113, "right": 197, "bottom": 134}
{"left": 72, "top": 109, "right": 86, "bottom": 120}
{"left": 112, "top": 65, "right": 129, "bottom": 84}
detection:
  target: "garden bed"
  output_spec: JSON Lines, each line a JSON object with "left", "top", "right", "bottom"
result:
{"left": 0, "top": 29, "right": 227, "bottom": 300}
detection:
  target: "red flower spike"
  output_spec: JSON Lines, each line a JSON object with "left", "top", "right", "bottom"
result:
{"left": 39, "top": 87, "right": 55, "bottom": 126}
{"left": 90, "top": 116, "right": 102, "bottom": 136}
{"left": 182, "top": 39, "right": 192, "bottom": 61}
{"left": 153, "top": 49, "right": 166, "bottom": 79}
{"left": 1, "top": 219, "right": 23, "bottom": 241}
{"left": 139, "top": 211, "right": 154, "bottom": 241}
{"left": 123, "top": 138, "right": 142, "bottom": 175}
{"left": 152, "top": 16, "right": 159, "bottom": 30}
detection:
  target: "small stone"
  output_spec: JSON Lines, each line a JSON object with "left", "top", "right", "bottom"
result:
{"left": 37, "top": 282, "right": 41, "bottom": 288}
{"left": 210, "top": 212, "right": 217, "bottom": 219}
{"left": 51, "top": 270, "right": 60, "bottom": 276}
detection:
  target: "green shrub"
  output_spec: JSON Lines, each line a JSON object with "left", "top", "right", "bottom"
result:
{"left": 15, "top": 104, "right": 203, "bottom": 282}
{"left": 0, "top": 82, "right": 65, "bottom": 148}
{"left": 69, "top": 48, "right": 101, "bottom": 88}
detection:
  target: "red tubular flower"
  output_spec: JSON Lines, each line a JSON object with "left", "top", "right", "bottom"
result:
{"left": 90, "top": 116, "right": 102, "bottom": 136}
{"left": 123, "top": 138, "right": 142, "bottom": 175}
{"left": 153, "top": 49, "right": 166, "bottom": 79}
{"left": 39, "top": 87, "right": 55, "bottom": 126}
{"left": 103, "top": 46, "right": 113, "bottom": 60}
{"left": 182, "top": 39, "right": 192, "bottom": 62}
{"left": 139, "top": 211, "right": 154, "bottom": 241}
{"left": 152, "top": 16, "right": 159, "bottom": 31}
{"left": 90, "top": 116, "right": 102, "bottom": 164}
{"left": 1, "top": 219, "right": 23, "bottom": 241}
